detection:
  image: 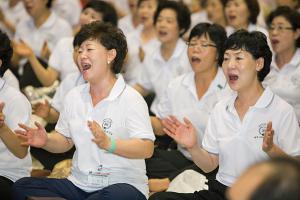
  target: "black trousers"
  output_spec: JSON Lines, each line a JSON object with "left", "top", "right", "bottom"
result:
{"left": 149, "top": 179, "right": 228, "bottom": 200}
{"left": 0, "top": 176, "right": 14, "bottom": 200}
{"left": 146, "top": 148, "right": 217, "bottom": 181}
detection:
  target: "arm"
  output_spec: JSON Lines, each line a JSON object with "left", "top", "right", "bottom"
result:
{"left": 0, "top": 9, "right": 16, "bottom": 34}
{"left": 88, "top": 121, "right": 154, "bottom": 159}
{"left": 16, "top": 122, "right": 74, "bottom": 153}
{"left": 133, "top": 83, "right": 150, "bottom": 97}
{"left": 162, "top": 116, "right": 219, "bottom": 173}
{"left": 0, "top": 103, "right": 28, "bottom": 158}
{"left": 151, "top": 116, "right": 165, "bottom": 136}
{"left": 13, "top": 41, "right": 59, "bottom": 86}
{"left": 33, "top": 100, "right": 60, "bottom": 123}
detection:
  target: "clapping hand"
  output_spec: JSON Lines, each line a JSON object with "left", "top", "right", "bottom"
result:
{"left": 162, "top": 115, "right": 197, "bottom": 149}
{"left": 262, "top": 121, "right": 274, "bottom": 153}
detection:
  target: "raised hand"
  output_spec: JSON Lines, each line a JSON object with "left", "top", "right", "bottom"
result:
{"left": 0, "top": 102, "right": 5, "bottom": 128}
{"left": 13, "top": 40, "right": 34, "bottom": 58}
{"left": 262, "top": 121, "right": 274, "bottom": 153}
{"left": 162, "top": 116, "right": 197, "bottom": 149}
{"left": 15, "top": 122, "right": 48, "bottom": 148}
{"left": 41, "top": 41, "right": 50, "bottom": 60}
{"left": 87, "top": 120, "right": 110, "bottom": 150}
{"left": 33, "top": 100, "right": 51, "bottom": 119}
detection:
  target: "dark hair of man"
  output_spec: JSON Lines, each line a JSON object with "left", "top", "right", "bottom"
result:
{"left": 83, "top": 1, "right": 118, "bottom": 27}
{"left": 267, "top": 6, "right": 300, "bottom": 47}
{"left": 73, "top": 21, "right": 128, "bottom": 74}
{"left": 224, "top": 0, "right": 260, "bottom": 24}
{"left": 153, "top": 0, "right": 191, "bottom": 37}
{"left": 221, "top": 30, "right": 272, "bottom": 82}
{"left": 189, "top": 23, "right": 227, "bottom": 66}
{"left": 250, "top": 157, "right": 300, "bottom": 200}
{"left": 0, "top": 30, "right": 13, "bottom": 77}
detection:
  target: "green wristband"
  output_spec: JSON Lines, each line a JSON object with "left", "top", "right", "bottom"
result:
{"left": 107, "top": 137, "right": 116, "bottom": 153}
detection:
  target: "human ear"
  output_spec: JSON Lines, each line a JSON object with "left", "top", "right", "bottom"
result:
{"left": 107, "top": 49, "right": 117, "bottom": 64}
{"left": 256, "top": 57, "right": 264, "bottom": 72}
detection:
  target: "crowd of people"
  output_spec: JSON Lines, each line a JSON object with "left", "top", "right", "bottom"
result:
{"left": 0, "top": 0, "right": 300, "bottom": 200}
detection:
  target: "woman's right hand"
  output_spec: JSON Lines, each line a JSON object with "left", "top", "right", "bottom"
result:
{"left": 162, "top": 115, "right": 198, "bottom": 149}
{"left": 15, "top": 122, "right": 48, "bottom": 148}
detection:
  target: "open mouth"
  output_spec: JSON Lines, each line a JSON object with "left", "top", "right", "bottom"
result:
{"left": 81, "top": 63, "right": 91, "bottom": 72}
{"left": 271, "top": 39, "right": 279, "bottom": 46}
{"left": 228, "top": 15, "right": 236, "bottom": 21}
{"left": 229, "top": 74, "right": 238, "bottom": 81}
{"left": 158, "top": 30, "right": 168, "bottom": 37}
{"left": 191, "top": 56, "right": 201, "bottom": 64}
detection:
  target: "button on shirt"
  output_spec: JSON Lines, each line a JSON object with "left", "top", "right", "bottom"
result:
{"left": 203, "top": 87, "right": 300, "bottom": 187}
{"left": 0, "top": 78, "right": 31, "bottom": 182}
{"left": 138, "top": 39, "right": 191, "bottom": 114}
{"left": 263, "top": 48, "right": 300, "bottom": 122}
{"left": 156, "top": 68, "right": 228, "bottom": 159}
{"left": 55, "top": 75, "right": 155, "bottom": 197}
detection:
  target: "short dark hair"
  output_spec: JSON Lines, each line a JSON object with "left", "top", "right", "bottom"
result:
{"left": 137, "top": 0, "right": 162, "bottom": 7}
{"left": 0, "top": 31, "right": 13, "bottom": 77}
{"left": 225, "top": 0, "right": 260, "bottom": 24}
{"left": 73, "top": 21, "right": 128, "bottom": 74}
{"left": 83, "top": 1, "right": 118, "bottom": 27}
{"left": 154, "top": 0, "right": 191, "bottom": 37}
{"left": 46, "top": 0, "right": 53, "bottom": 8}
{"left": 189, "top": 23, "right": 227, "bottom": 66}
{"left": 267, "top": 6, "right": 300, "bottom": 47}
{"left": 221, "top": 30, "right": 272, "bottom": 82}
{"left": 250, "top": 157, "right": 300, "bottom": 200}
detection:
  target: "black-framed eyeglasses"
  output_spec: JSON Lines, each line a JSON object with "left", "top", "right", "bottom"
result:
{"left": 187, "top": 42, "right": 217, "bottom": 50}
{"left": 268, "top": 25, "right": 294, "bottom": 33}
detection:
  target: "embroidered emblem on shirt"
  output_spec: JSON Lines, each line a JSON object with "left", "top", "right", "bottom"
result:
{"left": 254, "top": 123, "right": 267, "bottom": 139}
{"left": 102, "top": 118, "right": 112, "bottom": 135}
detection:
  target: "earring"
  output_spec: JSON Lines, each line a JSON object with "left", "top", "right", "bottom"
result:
{"left": 107, "top": 60, "right": 110, "bottom": 65}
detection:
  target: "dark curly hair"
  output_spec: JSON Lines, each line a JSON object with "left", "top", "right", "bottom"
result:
{"left": 221, "top": 30, "right": 272, "bottom": 82}
{"left": 73, "top": 21, "right": 128, "bottom": 74}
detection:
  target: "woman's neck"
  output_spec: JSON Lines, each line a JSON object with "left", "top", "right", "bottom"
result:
{"left": 34, "top": 10, "right": 51, "bottom": 28}
{"left": 194, "top": 66, "right": 218, "bottom": 99}
{"left": 141, "top": 25, "right": 156, "bottom": 45}
{"left": 89, "top": 74, "right": 117, "bottom": 106}
{"left": 160, "top": 38, "right": 178, "bottom": 61}
{"left": 234, "top": 22, "right": 249, "bottom": 31}
{"left": 276, "top": 47, "right": 296, "bottom": 69}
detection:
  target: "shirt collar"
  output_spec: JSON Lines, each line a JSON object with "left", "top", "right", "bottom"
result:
{"left": 29, "top": 12, "right": 56, "bottom": 29}
{"left": 271, "top": 48, "right": 300, "bottom": 71}
{"left": 153, "top": 38, "right": 187, "bottom": 62}
{"left": 226, "top": 87, "right": 275, "bottom": 113}
{"left": 83, "top": 74, "right": 126, "bottom": 102}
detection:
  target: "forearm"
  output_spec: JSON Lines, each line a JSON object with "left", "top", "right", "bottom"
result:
{"left": 133, "top": 84, "right": 149, "bottom": 97}
{"left": 43, "top": 131, "right": 73, "bottom": 153}
{"left": 45, "top": 108, "right": 60, "bottom": 123}
{"left": 0, "top": 124, "right": 28, "bottom": 158}
{"left": 266, "top": 144, "right": 289, "bottom": 158}
{"left": 2, "top": 19, "right": 16, "bottom": 34}
{"left": 151, "top": 117, "right": 165, "bottom": 136}
{"left": 107, "top": 138, "right": 154, "bottom": 159}
{"left": 188, "top": 145, "right": 219, "bottom": 173}
{"left": 27, "top": 55, "right": 58, "bottom": 86}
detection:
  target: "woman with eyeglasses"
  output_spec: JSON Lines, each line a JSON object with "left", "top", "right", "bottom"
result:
{"left": 263, "top": 6, "right": 300, "bottom": 124}
{"left": 149, "top": 28, "right": 300, "bottom": 200}
{"left": 147, "top": 23, "right": 228, "bottom": 193}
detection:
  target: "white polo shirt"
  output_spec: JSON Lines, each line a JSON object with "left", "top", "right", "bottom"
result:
{"left": 55, "top": 74, "right": 155, "bottom": 197}
{"left": 118, "top": 14, "right": 141, "bottom": 38}
{"left": 0, "top": 78, "right": 31, "bottom": 182}
{"left": 123, "top": 29, "right": 160, "bottom": 85}
{"left": 51, "top": 71, "right": 85, "bottom": 113}
{"left": 14, "top": 12, "right": 72, "bottom": 58}
{"left": 156, "top": 68, "right": 228, "bottom": 159}
{"left": 49, "top": 37, "right": 78, "bottom": 81}
{"left": 138, "top": 39, "right": 191, "bottom": 114}
{"left": 0, "top": 1, "right": 30, "bottom": 38}
{"left": 263, "top": 48, "right": 300, "bottom": 122}
{"left": 3, "top": 69, "right": 19, "bottom": 90}
{"left": 203, "top": 87, "right": 300, "bottom": 187}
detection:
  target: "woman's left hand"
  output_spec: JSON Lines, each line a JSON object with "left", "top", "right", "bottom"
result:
{"left": 262, "top": 121, "right": 274, "bottom": 153}
{"left": 87, "top": 120, "right": 110, "bottom": 150}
